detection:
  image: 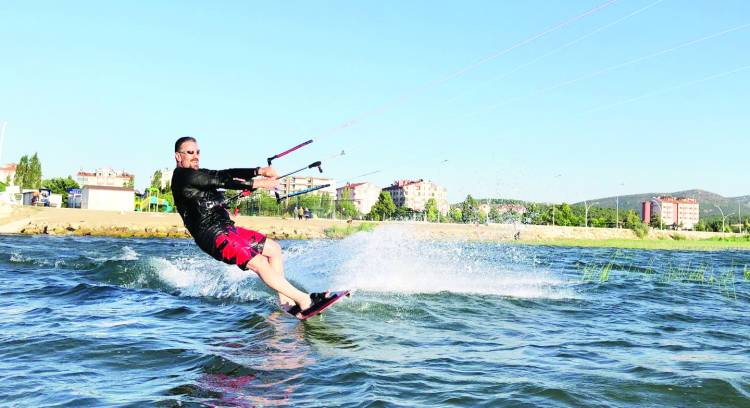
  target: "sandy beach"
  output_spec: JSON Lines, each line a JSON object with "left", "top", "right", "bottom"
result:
{"left": 0, "top": 204, "right": 738, "bottom": 244}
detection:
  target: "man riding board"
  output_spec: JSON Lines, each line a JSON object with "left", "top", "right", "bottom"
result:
{"left": 170, "top": 136, "right": 333, "bottom": 318}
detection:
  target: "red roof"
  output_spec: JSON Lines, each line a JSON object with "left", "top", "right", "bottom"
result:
{"left": 0, "top": 163, "right": 17, "bottom": 171}
{"left": 337, "top": 182, "right": 368, "bottom": 191}
{"left": 654, "top": 196, "right": 698, "bottom": 204}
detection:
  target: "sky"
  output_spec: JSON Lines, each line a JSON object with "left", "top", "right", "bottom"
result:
{"left": 1, "top": 0, "right": 748, "bottom": 203}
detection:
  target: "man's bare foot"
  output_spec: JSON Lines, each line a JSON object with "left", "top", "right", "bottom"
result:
{"left": 278, "top": 293, "right": 295, "bottom": 308}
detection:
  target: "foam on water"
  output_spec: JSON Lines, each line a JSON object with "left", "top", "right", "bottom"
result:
{"left": 329, "top": 225, "right": 577, "bottom": 299}
{"left": 119, "top": 246, "right": 139, "bottom": 261}
{"left": 148, "top": 256, "right": 263, "bottom": 302}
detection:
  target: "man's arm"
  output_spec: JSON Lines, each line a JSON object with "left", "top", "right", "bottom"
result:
{"left": 180, "top": 167, "right": 279, "bottom": 191}
{"left": 180, "top": 168, "right": 255, "bottom": 190}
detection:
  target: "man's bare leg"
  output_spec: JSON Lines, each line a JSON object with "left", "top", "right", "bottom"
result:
{"left": 247, "top": 239, "right": 311, "bottom": 311}
{"left": 260, "top": 239, "right": 295, "bottom": 306}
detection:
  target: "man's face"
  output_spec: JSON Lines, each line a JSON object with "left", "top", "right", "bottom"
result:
{"left": 175, "top": 140, "right": 200, "bottom": 170}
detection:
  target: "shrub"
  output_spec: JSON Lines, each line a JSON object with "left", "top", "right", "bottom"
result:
{"left": 631, "top": 222, "right": 649, "bottom": 239}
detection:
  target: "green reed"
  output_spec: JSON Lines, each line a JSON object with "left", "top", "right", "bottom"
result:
{"left": 577, "top": 250, "right": 743, "bottom": 300}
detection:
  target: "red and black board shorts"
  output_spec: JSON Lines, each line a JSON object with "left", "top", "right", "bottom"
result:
{"left": 213, "top": 226, "right": 267, "bottom": 270}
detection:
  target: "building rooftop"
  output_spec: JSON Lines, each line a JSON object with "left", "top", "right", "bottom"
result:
{"left": 337, "top": 182, "right": 369, "bottom": 191}
{"left": 653, "top": 196, "right": 698, "bottom": 204}
{"left": 82, "top": 185, "right": 135, "bottom": 191}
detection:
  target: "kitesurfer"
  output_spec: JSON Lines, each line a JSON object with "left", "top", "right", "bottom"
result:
{"left": 171, "top": 136, "right": 333, "bottom": 318}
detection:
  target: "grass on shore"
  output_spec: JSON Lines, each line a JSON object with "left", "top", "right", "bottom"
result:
{"left": 529, "top": 236, "right": 750, "bottom": 251}
{"left": 323, "top": 222, "right": 376, "bottom": 238}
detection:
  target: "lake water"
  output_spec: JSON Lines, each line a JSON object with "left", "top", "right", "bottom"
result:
{"left": 1, "top": 227, "right": 748, "bottom": 407}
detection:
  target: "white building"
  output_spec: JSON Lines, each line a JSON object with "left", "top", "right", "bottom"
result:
{"left": 336, "top": 182, "right": 381, "bottom": 215}
{"left": 77, "top": 168, "right": 134, "bottom": 188}
{"left": 383, "top": 179, "right": 449, "bottom": 215}
{"left": 81, "top": 185, "right": 134, "bottom": 212}
{"left": 0, "top": 163, "right": 16, "bottom": 185}
{"left": 157, "top": 167, "right": 174, "bottom": 190}
{"left": 279, "top": 175, "right": 336, "bottom": 198}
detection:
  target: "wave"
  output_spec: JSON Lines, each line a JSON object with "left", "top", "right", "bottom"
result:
{"left": 313, "top": 226, "right": 578, "bottom": 299}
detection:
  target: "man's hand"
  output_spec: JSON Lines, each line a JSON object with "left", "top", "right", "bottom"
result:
{"left": 258, "top": 166, "right": 278, "bottom": 179}
{"left": 252, "top": 178, "right": 280, "bottom": 190}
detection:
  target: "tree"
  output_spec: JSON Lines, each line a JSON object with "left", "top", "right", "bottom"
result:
{"left": 460, "top": 194, "right": 479, "bottom": 223}
{"left": 622, "top": 209, "right": 642, "bottom": 229}
{"left": 42, "top": 176, "right": 80, "bottom": 207}
{"left": 449, "top": 207, "right": 462, "bottom": 223}
{"left": 488, "top": 206, "right": 501, "bottom": 223}
{"left": 13, "top": 153, "right": 42, "bottom": 189}
{"left": 14, "top": 155, "right": 28, "bottom": 188}
{"left": 394, "top": 206, "right": 412, "bottom": 220}
{"left": 28, "top": 153, "right": 42, "bottom": 189}
{"left": 477, "top": 210, "right": 488, "bottom": 224}
{"left": 368, "top": 191, "right": 396, "bottom": 221}
{"left": 126, "top": 177, "right": 135, "bottom": 189}
{"left": 337, "top": 187, "right": 358, "bottom": 219}
{"left": 425, "top": 198, "right": 439, "bottom": 222}
{"left": 649, "top": 213, "right": 662, "bottom": 228}
{"left": 555, "top": 203, "right": 576, "bottom": 226}
{"left": 150, "top": 170, "right": 162, "bottom": 191}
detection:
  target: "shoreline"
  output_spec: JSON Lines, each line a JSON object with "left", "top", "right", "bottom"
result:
{"left": 1, "top": 205, "right": 748, "bottom": 250}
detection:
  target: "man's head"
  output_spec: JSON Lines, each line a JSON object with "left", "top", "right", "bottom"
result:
{"left": 174, "top": 136, "right": 199, "bottom": 170}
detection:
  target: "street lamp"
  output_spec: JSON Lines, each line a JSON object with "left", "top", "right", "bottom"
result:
{"left": 714, "top": 204, "right": 733, "bottom": 234}
{"left": 739, "top": 198, "right": 743, "bottom": 234}
{"left": 651, "top": 198, "right": 663, "bottom": 230}
{"left": 616, "top": 182, "right": 624, "bottom": 229}
{"left": 551, "top": 174, "right": 562, "bottom": 227}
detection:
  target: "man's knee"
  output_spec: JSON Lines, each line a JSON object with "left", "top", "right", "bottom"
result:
{"left": 262, "top": 238, "right": 282, "bottom": 258}
{"left": 246, "top": 254, "right": 268, "bottom": 274}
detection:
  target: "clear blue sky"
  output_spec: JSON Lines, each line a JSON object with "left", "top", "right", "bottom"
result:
{"left": 1, "top": 0, "right": 748, "bottom": 203}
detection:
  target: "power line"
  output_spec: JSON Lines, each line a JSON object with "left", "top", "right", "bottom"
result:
{"left": 310, "top": 0, "right": 619, "bottom": 143}
{"left": 463, "top": 21, "right": 750, "bottom": 118}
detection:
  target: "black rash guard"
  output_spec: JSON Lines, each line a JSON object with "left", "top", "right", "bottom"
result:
{"left": 171, "top": 167, "right": 259, "bottom": 257}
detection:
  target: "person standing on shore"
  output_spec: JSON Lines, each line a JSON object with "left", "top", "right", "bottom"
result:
{"left": 170, "top": 136, "right": 334, "bottom": 318}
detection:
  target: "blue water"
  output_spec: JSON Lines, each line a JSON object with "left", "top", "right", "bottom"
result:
{"left": 1, "top": 227, "right": 749, "bottom": 407}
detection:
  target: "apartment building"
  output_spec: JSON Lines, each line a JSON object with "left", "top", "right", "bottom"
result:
{"left": 77, "top": 167, "right": 134, "bottom": 188}
{"left": 336, "top": 182, "right": 381, "bottom": 214}
{"left": 642, "top": 196, "right": 699, "bottom": 229}
{"left": 383, "top": 179, "right": 449, "bottom": 215}
{"left": 279, "top": 175, "right": 336, "bottom": 198}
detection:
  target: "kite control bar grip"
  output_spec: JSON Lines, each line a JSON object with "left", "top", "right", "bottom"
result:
{"left": 275, "top": 184, "right": 330, "bottom": 203}
{"left": 267, "top": 139, "right": 313, "bottom": 166}
{"left": 278, "top": 161, "right": 323, "bottom": 179}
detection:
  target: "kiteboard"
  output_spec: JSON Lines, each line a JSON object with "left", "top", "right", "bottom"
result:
{"left": 288, "top": 290, "right": 351, "bottom": 320}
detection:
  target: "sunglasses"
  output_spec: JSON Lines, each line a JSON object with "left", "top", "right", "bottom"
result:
{"left": 179, "top": 150, "right": 200, "bottom": 155}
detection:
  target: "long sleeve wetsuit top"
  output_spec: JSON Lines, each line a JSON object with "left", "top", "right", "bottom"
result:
{"left": 171, "top": 167, "right": 259, "bottom": 257}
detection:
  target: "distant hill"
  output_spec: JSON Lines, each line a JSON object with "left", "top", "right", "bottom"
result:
{"left": 574, "top": 189, "right": 750, "bottom": 218}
